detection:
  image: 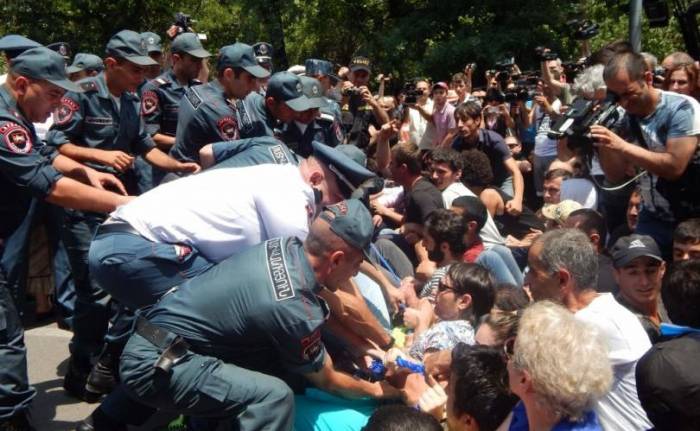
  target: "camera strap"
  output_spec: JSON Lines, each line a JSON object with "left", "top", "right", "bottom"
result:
{"left": 591, "top": 115, "right": 648, "bottom": 192}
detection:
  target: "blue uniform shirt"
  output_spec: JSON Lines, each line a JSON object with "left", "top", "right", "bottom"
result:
{"left": 170, "top": 80, "right": 240, "bottom": 162}
{"left": 46, "top": 73, "right": 155, "bottom": 170}
{"left": 0, "top": 85, "right": 62, "bottom": 238}
{"left": 145, "top": 236, "right": 328, "bottom": 375}
{"left": 140, "top": 70, "right": 200, "bottom": 137}
{"left": 209, "top": 136, "right": 299, "bottom": 170}
{"left": 236, "top": 91, "right": 280, "bottom": 138}
{"left": 280, "top": 121, "right": 327, "bottom": 158}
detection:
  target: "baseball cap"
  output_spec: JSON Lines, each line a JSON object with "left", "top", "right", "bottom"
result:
{"left": 105, "top": 30, "right": 158, "bottom": 66}
{"left": 171, "top": 33, "right": 210, "bottom": 58}
{"left": 267, "top": 72, "right": 314, "bottom": 111}
{"left": 67, "top": 53, "right": 104, "bottom": 74}
{"left": 349, "top": 56, "right": 371, "bottom": 74}
{"left": 319, "top": 199, "right": 374, "bottom": 260}
{"left": 140, "top": 32, "right": 162, "bottom": 53}
{"left": 10, "top": 47, "right": 81, "bottom": 92}
{"left": 0, "top": 35, "right": 41, "bottom": 59}
{"left": 305, "top": 58, "right": 340, "bottom": 83}
{"left": 46, "top": 42, "right": 72, "bottom": 60}
{"left": 611, "top": 234, "right": 663, "bottom": 268}
{"left": 541, "top": 200, "right": 583, "bottom": 225}
{"left": 311, "top": 141, "right": 377, "bottom": 198}
{"left": 336, "top": 145, "right": 367, "bottom": 168}
{"left": 217, "top": 43, "right": 270, "bottom": 78}
{"left": 432, "top": 81, "right": 449, "bottom": 92}
{"left": 299, "top": 76, "right": 328, "bottom": 109}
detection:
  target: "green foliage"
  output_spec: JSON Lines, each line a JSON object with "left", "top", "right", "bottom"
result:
{"left": 0, "top": 0, "right": 687, "bottom": 80}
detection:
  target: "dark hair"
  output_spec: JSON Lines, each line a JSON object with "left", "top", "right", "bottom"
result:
{"left": 589, "top": 40, "right": 633, "bottom": 66}
{"left": 454, "top": 101, "right": 481, "bottom": 121}
{"left": 460, "top": 149, "right": 494, "bottom": 187}
{"left": 452, "top": 196, "right": 487, "bottom": 231}
{"left": 567, "top": 209, "right": 608, "bottom": 249}
{"left": 674, "top": 218, "right": 700, "bottom": 245}
{"left": 603, "top": 51, "right": 648, "bottom": 83}
{"left": 448, "top": 262, "right": 495, "bottom": 321}
{"left": 391, "top": 141, "right": 422, "bottom": 175}
{"left": 493, "top": 283, "right": 530, "bottom": 313}
{"left": 452, "top": 72, "right": 467, "bottom": 84}
{"left": 450, "top": 344, "right": 518, "bottom": 431}
{"left": 430, "top": 148, "right": 464, "bottom": 173}
{"left": 544, "top": 168, "right": 572, "bottom": 182}
{"left": 363, "top": 405, "right": 442, "bottom": 431}
{"left": 425, "top": 209, "right": 468, "bottom": 257}
{"left": 482, "top": 284, "right": 529, "bottom": 347}
{"left": 218, "top": 66, "right": 246, "bottom": 79}
{"left": 662, "top": 260, "right": 700, "bottom": 328}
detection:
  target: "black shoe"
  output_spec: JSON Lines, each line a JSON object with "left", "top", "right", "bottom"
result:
{"left": 0, "top": 410, "right": 35, "bottom": 431}
{"left": 75, "top": 408, "right": 127, "bottom": 431}
{"left": 64, "top": 358, "right": 101, "bottom": 403}
{"left": 85, "top": 345, "right": 120, "bottom": 398}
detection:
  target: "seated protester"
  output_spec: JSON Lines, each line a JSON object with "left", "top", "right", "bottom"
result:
{"left": 364, "top": 405, "right": 442, "bottom": 431}
{"left": 610, "top": 235, "right": 669, "bottom": 343}
{"left": 451, "top": 197, "right": 523, "bottom": 286}
{"left": 541, "top": 200, "right": 583, "bottom": 230}
{"left": 475, "top": 284, "right": 530, "bottom": 347}
{"left": 461, "top": 148, "right": 544, "bottom": 241}
{"left": 564, "top": 209, "right": 618, "bottom": 293}
{"left": 408, "top": 263, "right": 495, "bottom": 361}
{"left": 451, "top": 101, "right": 525, "bottom": 212}
{"left": 504, "top": 301, "right": 612, "bottom": 431}
{"left": 636, "top": 260, "right": 700, "bottom": 430}
{"left": 608, "top": 186, "right": 642, "bottom": 247}
{"left": 429, "top": 148, "right": 505, "bottom": 247}
{"left": 673, "top": 217, "right": 700, "bottom": 261}
{"left": 447, "top": 344, "right": 519, "bottom": 431}
{"left": 542, "top": 168, "right": 572, "bottom": 205}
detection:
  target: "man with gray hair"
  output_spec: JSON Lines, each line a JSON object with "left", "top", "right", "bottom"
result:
{"left": 526, "top": 228, "right": 652, "bottom": 430}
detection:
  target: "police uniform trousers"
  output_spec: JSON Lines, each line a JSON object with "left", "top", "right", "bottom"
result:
{"left": 119, "top": 332, "right": 295, "bottom": 430}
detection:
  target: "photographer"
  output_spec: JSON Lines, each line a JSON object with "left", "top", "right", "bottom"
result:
{"left": 341, "top": 56, "right": 390, "bottom": 148}
{"left": 529, "top": 79, "right": 562, "bottom": 200}
{"left": 593, "top": 52, "right": 700, "bottom": 254}
{"left": 406, "top": 80, "right": 434, "bottom": 148}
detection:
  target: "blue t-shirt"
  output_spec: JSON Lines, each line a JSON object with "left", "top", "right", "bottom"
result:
{"left": 509, "top": 401, "right": 602, "bottom": 431}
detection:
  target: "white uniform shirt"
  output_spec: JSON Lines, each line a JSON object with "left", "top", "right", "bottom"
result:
{"left": 111, "top": 164, "right": 316, "bottom": 262}
{"left": 576, "top": 293, "right": 653, "bottom": 431}
{"left": 441, "top": 182, "right": 505, "bottom": 248}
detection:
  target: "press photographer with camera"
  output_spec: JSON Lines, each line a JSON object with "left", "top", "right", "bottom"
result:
{"left": 529, "top": 78, "right": 562, "bottom": 201}
{"left": 341, "top": 56, "right": 390, "bottom": 148}
{"left": 592, "top": 51, "right": 700, "bottom": 255}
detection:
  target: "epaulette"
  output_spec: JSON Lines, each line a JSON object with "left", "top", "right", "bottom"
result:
{"left": 80, "top": 80, "right": 98, "bottom": 92}
{"left": 154, "top": 77, "right": 169, "bottom": 87}
{"left": 190, "top": 79, "right": 203, "bottom": 86}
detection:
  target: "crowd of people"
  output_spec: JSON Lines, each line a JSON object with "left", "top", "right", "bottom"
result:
{"left": 0, "top": 22, "right": 699, "bottom": 431}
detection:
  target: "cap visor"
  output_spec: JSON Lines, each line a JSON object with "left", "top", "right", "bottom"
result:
{"left": 48, "top": 78, "right": 82, "bottom": 93}
{"left": 186, "top": 48, "right": 211, "bottom": 58}
{"left": 350, "top": 66, "right": 370, "bottom": 73}
{"left": 615, "top": 252, "right": 663, "bottom": 268}
{"left": 244, "top": 64, "right": 271, "bottom": 79}
{"left": 286, "top": 96, "right": 314, "bottom": 112}
{"left": 66, "top": 65, "right": 84, "bottom": 74}
{"left": 306, "top": 96, "right": 329, "bottom": 109}
{"left": 124, "top": 55, "right": 158, "bottom": 66}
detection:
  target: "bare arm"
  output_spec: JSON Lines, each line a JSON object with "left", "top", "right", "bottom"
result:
{"left": 46, "top": 177, "right": 132, "bottom": 213}
{"left": 199, "top": 144, "right": 216, "bottom": 169}
{"left": 58, "top": 143, "right": 134, "bottom": 172}
{"left": 143, "top": 147, "right": 201, "bottom": 174}
{"left": 151, "top": 133, "right": 176, "bottom": 150}
{"left": 540, "top": 60, "right": 566, "bottom": 96}
{"left": 503, "top": 157, "right": 525, "bottom": 215}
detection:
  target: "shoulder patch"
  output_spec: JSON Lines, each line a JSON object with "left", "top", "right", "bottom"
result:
{"left": 0, "top": 122, "right": 33, "bottom": 154}
{"left": 301, "top": 329, "right": 322, "bottom": 362}
{"left": 55, "top": 97, "right": 79, "bottom": 125}
{"left": 268, "top": 144, "right": 290, "bottom": 164}
{"left": 141, "top": 90, "right": 159, "bottom": 115}
{"left": 265, "top": 238, "right": 295, "bottom": 301}
{"left": 217, "top": 116, "right": 239, "bottom": 141}
{"left": 185, "top": 87, "right": 203, "bottom": 110}
{"left": 80, "top": 81, "right": 98, "bottom": 92}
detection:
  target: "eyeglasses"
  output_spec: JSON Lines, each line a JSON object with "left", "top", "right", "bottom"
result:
{"left": 503, "top": 337, "right": 516, "bottom": 360}
{"left": 437, "top": 280, "right": 455, "bottom": 294}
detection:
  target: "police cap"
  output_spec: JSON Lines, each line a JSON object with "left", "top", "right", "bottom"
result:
{"left": 299, "top": 76, "right": 328, "bottom": 109}
{"left": 217, "top": 43, "right": 270, "bottom": 78}
{"left": 320, "top": 199, "right": 374, "bottom": 260}
{"left": 11, "top": 47, "right": 82, "bottom": 92}
{"left": 0, "top": 35, "right": 42, "bottom": 59}
{"left": 140, "top": 32, "right": 162, "bottom": 54}
{"left": 171, "top": 33, "right": 210, "bottom": 58}
{"left": 67, "top": 53, "right": 104, "bottom": 74}
{"left": 106, "top": 30, "right": 158, "bottom": 66}
{"left": 311, "top": 141, "right": 376, "bottom": 198}
{"left": 252, "top": 41, "right": 273, "bottom": 70}
{"left": 267, "top": 72, "right": 314, "bottom": 112}
{"left": 305, "top": 58, "right": 339, "bottom": 83}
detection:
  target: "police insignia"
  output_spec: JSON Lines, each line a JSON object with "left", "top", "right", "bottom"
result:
{"left": 333, "top": 122, "right": 344, "bottom": 144}
{"left": 268, "top": 145, "right": 290, "bottom": 164}
{"left": 55, "top": 97, "right": 79, "bottom": 125}
{"left": 80, "top": 81, "right": 97, "bottom": 92}
{"left": 185, "top": 87, "right": 202, "bottom": 109}
{"left": 265, "top": 238, "right": 295, "bottom": 301}
{"left": 296, "top": 83, "right": 302, "bottom": 94}
{"left": 217, "top": 116, "right": 239, "bottom": 141}
{"left": 301, "top": 329, "right": 322, "bottom": 361}
{"left": 141, "top": 91, "right": 159, "bottom": 115}
{"left": 0, "top": 123, "right": 33, "bottom": 154}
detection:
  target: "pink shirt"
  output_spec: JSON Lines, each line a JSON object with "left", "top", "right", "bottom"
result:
{"left": 432, "top": 102, "right": 456, "bottom": 147}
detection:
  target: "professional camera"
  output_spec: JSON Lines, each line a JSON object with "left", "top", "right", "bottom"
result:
{"left": 568, "top": 19, "right": 599, "bottom": 40}
{"left": 403, "top": 82, "right": 425, "bottom": 105}
{"left": 535, "top": 46, "right": 559, "bottom": 62}
{"left": 561, "top": 60, "right": 587, "bottom": 83}
{"left": 548, "top": 93, "right": 620, "bottom": 157}
{"left": 342, "top": 87, "right": 362, "bottom": 97}
{"left": 494, "top": 57, "right": 515, "bottom": 71}
{"left": 174, "top": 12, "right": 195, "bottom": 34}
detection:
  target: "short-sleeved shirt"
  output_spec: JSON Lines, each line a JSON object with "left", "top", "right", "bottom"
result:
{"left": 621, "top": 91, "right": 700, "bottom": 222}
{"left": 47, "top": 73, "right": 155, "bottom": 172}
{"left": 615, "top": 294, "right": 670, "bottom": 344}
{"left": 209, "top": 136, "right": 299, "bottom": 170}
{"left": 409, "top": 319, "right": 474, "bottom": 361}
{"left": 0, "top": 86, "right": 62, "bottom": 239}
{"left": 441, "top": 182, "right": 505, "bottom": 247}
{"left": 111, "top": 163, "right": 316, "bottom": 262}
{"left": 235, "top": 91, "right": 280, "bottom": 138}
{"left": 432, "top": 102, "right": 456, "bottom": 147}
{"left": 145, "top": 236, "right": 327, "bottom": 375}
{"left": 169, "top": 80, "right": 240, "bottom": 162}
{"left": 140, "top": 70, "right": 201, "bottom": 137}
{"left": 403, "top": 177, "right": 444, "bottom": 225}
{"left": 532, "top": 99, "right": 562, "bottom": 157}
{"left": 452, "top": 129, "right": 512, "bottom": 187}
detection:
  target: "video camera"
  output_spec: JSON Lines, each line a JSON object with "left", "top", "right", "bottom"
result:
{"left": 535, "top": 46, "right": 559, "bottom": 62}
{"left": 548, "top": 93, "right": 620, "bottom": 157}
{"left": 568, "top": 19, "right": 599, "bottom": 40}
{"left": 504, "top": 76, "right": 540, "bottom": 103}
{"left": 173, "top": 12, "right": 207, "bottom": 41}
{"left": 402, "top": 81, "right": 425, "bottom": 105}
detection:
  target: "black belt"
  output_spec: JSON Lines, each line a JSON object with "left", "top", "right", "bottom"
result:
{"left": 135, "top": 317, "right": 190, "bottom": 373}
{"left": 95, "top": 220, "right": 142, "bottom": 237}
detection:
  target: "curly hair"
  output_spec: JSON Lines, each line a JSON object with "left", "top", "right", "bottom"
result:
{"left": 460, "top": 149, "right": 494, "bottom": 187}
{"left": 513, "top": 301, "right": 612, "bottom": 421}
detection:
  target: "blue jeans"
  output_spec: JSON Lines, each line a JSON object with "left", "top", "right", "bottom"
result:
{"left": 353, "top": 273, "right": 391, "bottom": 331}
{"left": 476, "top": 245, "right": 524, "bottom": 287}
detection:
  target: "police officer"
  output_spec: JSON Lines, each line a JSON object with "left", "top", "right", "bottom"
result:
{"left": 281, "top": 75, "right": 335, "bottom": 157}
{"left": 252, "top": 41, "right": 273, "bottom": 95}
{"left": 67, "top": 53, "right": 104, "bottom": 81}
{"left": 199, "top": 135, "right": 299, "bottom": 169}
{"left": 0, "top": 35, "right": 41, "bottom": 85}
{"left": 305, "top": 58, "right": 343, "bottom": 123}
{"left": 88, "top": 200, "right": 413, "bottom": 430}
{"left": 139, "top": 31, "right": 163, "bottom": 81}
{"left": 169, "top": 42, "right": 269, "bottom": 164}
{"left": 46, "top": 30, "right": 199, "bottom": 401}
{"left": 342, "top": 56, "right": 390, "bottom": 149}
{"left": 0, "top": 46, "right": 131, "bottom": 430}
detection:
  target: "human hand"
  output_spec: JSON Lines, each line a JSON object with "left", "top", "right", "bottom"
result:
{"left": 418, "top": 374, "right": 448, "bottom": 419}
{"left": 399, "top": 372, "right": 430, "bottom": 406}
{"left": 177, "top": 162, "right": 201, "bottom": 174}
{"left": 505, "top": 198, "right": 522, "bottom": 216}
{"left": 378, "top": 120, "right": 399, "bottom": 141}
{"left": 99, "top": 150, "right": 134, "bottom": 172}
{"left": 85, "top": 169, "right": 127, "bottom": 195}
{"left": 402, "top": 307, "right": 421, "bottom": 329}
{"left": 590, "top": 125, "right": 628, "bottom": 152}
{"left": 423, "top": 350, "right": 452, "bottom": 381}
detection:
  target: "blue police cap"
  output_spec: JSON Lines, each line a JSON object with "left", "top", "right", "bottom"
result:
{"left": 106, "top": 30, "right": 158, "bottom": 66}
{"left": 10, "top": 47, "right": 81, "bottom": 92}
{"left": 320, "top": 199, "right": 374, "bottom": 260}
{"left": 0, "top": 35, "right": 41, "bottom": 59}
{"left": 218, "top": 43, "right": 270, "bottom": 78}
{"left": 335, "top": 144, "right": 367, "bottom": 168}
{"left": 305, "top": 58, "right": 339, "bottom": 82}
{"left": 267, "top": 72, "right": 314, "bottom": 112}
{"left": 311, "top": 141, "right": 376, "bottom": 198}
{"left": 67, "top": 53, "right": 104, "bottom": 74}
{"left": 171, "top": 33, "right": 210, "bottom": 58}
{"left": 140, "top": 32, "right": 162, "bottom": 54}
{"left": 299, "top": 76, "right": 328, "bottom": 109}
